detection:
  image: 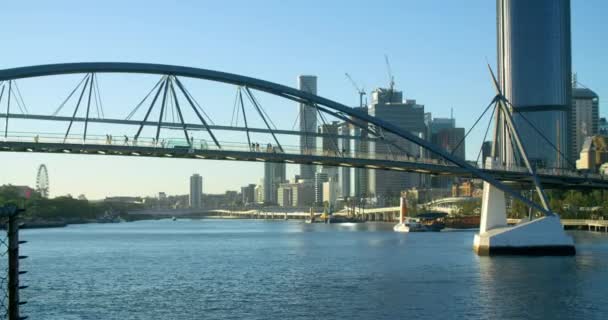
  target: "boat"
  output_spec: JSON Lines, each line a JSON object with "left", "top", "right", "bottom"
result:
{"left": 172, "top": 216, "right": 177, "bottom": 221}
{"left": 393, "top": 195, "right": 444, "bottom": 232}
{"left": 393, "top": 217, "right": 427, "bottom": 232}
{"left": 416, "top": 212, "right": 446, "bottom": 232}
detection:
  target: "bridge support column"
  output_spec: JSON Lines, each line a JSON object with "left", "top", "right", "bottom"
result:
{"left": 474, "top": 159, "right": 574, "bottom": 256}
{"left": 478, "top": 180, "right": 507, "bottom": 234}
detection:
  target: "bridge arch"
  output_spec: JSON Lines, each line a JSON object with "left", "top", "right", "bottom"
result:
{"left": 0, "top": 62, "right": 548, "bottom": 214}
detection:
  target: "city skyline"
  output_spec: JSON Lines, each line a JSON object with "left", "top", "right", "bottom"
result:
{"left": 0, "top": 0, "right": 606, "bottom": 199}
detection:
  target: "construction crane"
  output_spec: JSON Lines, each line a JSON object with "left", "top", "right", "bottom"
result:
{"left": 345, "top": 73, "right": 366, "bottom": 108}
{"left": 384, "top": 54, "right": 396, "bottom": 99}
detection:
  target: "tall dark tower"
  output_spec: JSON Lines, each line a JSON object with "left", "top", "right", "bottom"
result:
{"left": 497, "top": 0, "right": 572, "bottom": 169}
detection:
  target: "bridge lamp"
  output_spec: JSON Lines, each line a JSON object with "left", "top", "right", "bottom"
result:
{"left": 365, "top": 165, "right": 380, "bottom": 169}
{"left": 255, "top": 158, "right": 265, "bottom": 162}
{"left": 339, "top": 163, "right": 353, "bottom": 167}
{"left": 164, "top": 153, "right": 173, "bottom": 157}
{"left": 26, "top": 148, "right": 33, "bottom": 152}
{"left": 285, "top": 160, "right": 295, "bottom": 163}
{"left": 225, "top": 156, "right": 237, "bottom": 160}
{"left": 390, "top": 167, "right": 405, "bottom": 171}
{"left": 97, "top": 151, "right": 106, "bottom": 155}
{"left": 131, "top": 152, "right": 140, "bottom": 156}
{"left": 195, "top": 155, "right": 206, "bottom": 159}
{"left": 312, "top": 161, "right": 323, "bottom": 165}
{"left": 62, "top": 149, "right": 71, "bottom": 153}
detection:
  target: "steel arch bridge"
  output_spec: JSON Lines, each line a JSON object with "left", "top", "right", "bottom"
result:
{"left": 0, "top": 63, "right": 606, "bottom": 214}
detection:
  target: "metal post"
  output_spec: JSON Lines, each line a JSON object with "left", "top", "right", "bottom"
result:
{"left": 237, "top": 88, "right": 252, "bottom": 149}
{"left": 83, "top": 73, "right": 96, "bottom": 142}
{"left": 64, "top": 75, "right": 91, "bottom": 143}
{"left": 8, "top": 211, "right": 19, "bottom": 320}
{"left": 134, "top": 76, "right": 166, "bottom": 141}
{"left": 0, "top": 206, "right": 26, "bottom": 320}
{"left": 155, "top": 79, "right": 170, "bottom": 142}
{"left": 5, "top": 81, "right": 12, "bottom": 138}
{"left": 244, "top": 87, "right": 284, "bottom": 153}
{"left": 167, "top": 79, "right": 191, "bottom": 145}
{"left": 173, "top": 77, "right": 222, "bottom": 149}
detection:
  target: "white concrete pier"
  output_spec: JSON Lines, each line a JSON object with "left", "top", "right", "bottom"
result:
{"left": 474, "top": 160, "right": 575, "bottom": 256}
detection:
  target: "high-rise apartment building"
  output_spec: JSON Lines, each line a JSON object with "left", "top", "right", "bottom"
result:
{"left": 241, "top": 184, "right": 256, "bottom": 205}
{"left": 481, "top": 141, "right": 493, "bottom": 168}
{"left": 277, "top": 179, "right": 314, "bottom": 207}
{"left": 368, "top": 88, "right": 426, "bottom": 199}
{"left": 599, "top": 118, "right": 608, "bottom": 136}
{"left": 320, "top": 121, "right": 340, "bottom": 180}
{"left": 497, "top": 0, "right": 572, "bottom": 169}
{"left": 263, "top": 151, "right": 286, "bottom": 204}
{"left": 427, "top": 116, "right": 465, "bottom": 188}
{"left": 338, "top": 123, "right": 351, "bottom": 199}
{"left": 298, "top": 75, "right": 317, "bottom": 180}
{"left": 189, "top": 174, "right": 203, "bottom": 209}
{"left": 351, "top": 107, "right": 369, "bottom": 198}
{"left": 571, "top": 86, "right": 599, "bottom": 156}
{"left": 314, "top": 172, "right": 329, "bottom": 205}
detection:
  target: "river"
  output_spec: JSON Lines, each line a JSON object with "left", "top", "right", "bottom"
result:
{"left": 19, "top": 219, "right": 608, "bottom": 319}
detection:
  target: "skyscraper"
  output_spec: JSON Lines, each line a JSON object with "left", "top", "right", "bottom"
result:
{"left": 497, "top": 0, "right": 572, "bottom": 169}
{"left": 337, "top": 123, "right": 351, "bottom": 199}
{"left": 481, "top": 141, "right": 493, "bottom": 168}
{"left": 298, "top": 75, "right": 317, "bottom": 180}
{"left": 351, "top": 107, "right": 369, "bottom": 198}
{"left": 320, "top": 121, "right": 340, "bottom": 180}
{"left": 432, "top": 127, "right": 465, "bottom": 160}
{"left": 263, "top": 152, "right": 286, "bottom": 204}
{"left": 368, "top": 88, "right": 426, "bottom": 200}
{"left": 189, "top": 174, "right": 203, "bottom": 209}
{"left": 430, "top": 118, "right": 456, "bottom": 135}
{"left": 600, "top": 118, "right": 608, "bottom": 135}
{"left": 241, "top": 184, "right": 256, "bottom": 205}
{"left": 571, "top": 85, "right": 599, "bottom": 156}
{"left": 314, "top": 171, "right": 329, "bottom": 205}
{"left": 428, "top": 116, "right": 465, "bottom": 188}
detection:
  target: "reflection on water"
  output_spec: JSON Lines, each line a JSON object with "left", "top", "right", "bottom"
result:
{"left": 19, "top": 220, "right": 608, "bottom": 320}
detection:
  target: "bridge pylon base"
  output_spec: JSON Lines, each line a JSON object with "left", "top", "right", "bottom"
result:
{"left": 473, "top": 216, "right": 575, "bottom": 256}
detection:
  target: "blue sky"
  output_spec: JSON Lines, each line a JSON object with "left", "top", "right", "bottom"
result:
{"left": 0, "top": 0, "right": 606, "bottom": 199}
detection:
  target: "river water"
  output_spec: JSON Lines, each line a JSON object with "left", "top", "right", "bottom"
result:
{"left": 19, "top": 219, "right": 608, "bottom": 319}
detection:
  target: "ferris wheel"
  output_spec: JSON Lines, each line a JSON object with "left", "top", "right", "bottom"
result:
{"left": 36, "top": 164, "right": 49, "bottom": 198}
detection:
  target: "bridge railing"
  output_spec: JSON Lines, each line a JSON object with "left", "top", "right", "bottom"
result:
{"left": 487, "top": 162, "right": 605, "bottom": 180}
{"left": 2, "top": 131, "right": 460, "bottom": 167}
{"left": 3, "top": 132, "right": 606, "bottom": 180}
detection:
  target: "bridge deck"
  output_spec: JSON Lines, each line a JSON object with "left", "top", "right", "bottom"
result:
{"left": 1, "top": 138, "right": 607, "bottom": 190}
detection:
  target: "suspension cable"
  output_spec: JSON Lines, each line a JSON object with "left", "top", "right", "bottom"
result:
{"left": 126, "top": 76, "right": 164, "bottom": 120}
{"left": 451, "top": 95, "right": 498, "bottom": 156}
{"left": 230, "top": 87, "right": 240, "bottom": 127}
{"left": 12, "top": 81, "right": 29, "bottom": 114}
{"left": 177, "top": 81, "right": 215, "bottom": 125}
{"left": 0, "top": 83, "right": 5, "bottom": 111}
{"left": 244, "top": 87, "right": 284, "bottom": 152}
{"left": 476, "top": 104, "right": 497, "bottom": 165}
{"left": 94, "top": 74, "right": 105, "bottom": 118}
{"left": 504, "top": 99, "right": 575, "bottom": 169}
{"left": 9, "top": 84, "right": 26, "bottom": 114}
{"left": 53, "top": 74, "right": 89, "bottom": 116}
